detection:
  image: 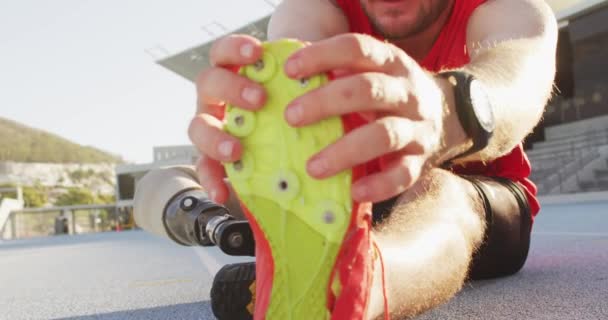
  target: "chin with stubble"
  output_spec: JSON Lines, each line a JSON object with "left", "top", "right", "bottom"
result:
{"left": 360, "top": 0, "right": 451, "bottom": 40}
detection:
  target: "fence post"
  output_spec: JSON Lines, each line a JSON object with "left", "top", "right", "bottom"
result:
{"left": 114, "top": 206, "right": 121, "bottom": 232}
{"left": 70, "top": 210, "right": 76, "bottom": 235}
{"left": 16, "top": 186, "right": 23, "bottom": 204}
{"left": 10, "top": 213, "right": 16, "bottom": 240}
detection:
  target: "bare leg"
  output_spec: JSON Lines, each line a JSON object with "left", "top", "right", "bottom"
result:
{"left": 184, "top": 165, "right": 487, "bottom": 318}
{"left": 367, "top": 169, "right": 487, "bottom": 319}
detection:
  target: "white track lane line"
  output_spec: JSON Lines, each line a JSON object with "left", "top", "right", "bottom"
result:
{"left": 193, "top": 247, "right": 224, "bottom": 276}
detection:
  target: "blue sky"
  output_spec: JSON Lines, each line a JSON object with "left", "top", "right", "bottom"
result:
{"left": 0, "top": 0, "right": 274, "bottom": 163}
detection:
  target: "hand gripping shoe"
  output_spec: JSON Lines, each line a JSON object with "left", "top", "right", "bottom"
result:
{"left": 223, "top": 39, "right": 388, "bottom": 320}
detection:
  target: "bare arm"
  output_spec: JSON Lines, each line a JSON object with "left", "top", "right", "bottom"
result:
{"left": 443, "top": 0, "right": 558, "bottom": 162}
{"left": 267, "top": 0, "right": 349, "bottom": 41}
{"left": 370, "top": 1, "right": 557, "bottom": 317}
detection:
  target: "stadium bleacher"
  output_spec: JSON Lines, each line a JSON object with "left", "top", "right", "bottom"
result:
{"left": 528, "top": 116, "right": 608, "bottom": 195}
{"left": 527, "top": 3, "right": 608, "bottom": 195}
{"left": 154, "top": 2, "right": 608, "bottom": 197}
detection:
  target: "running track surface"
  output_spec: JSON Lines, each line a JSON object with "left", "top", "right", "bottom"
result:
{"left": 1, "top": 200, "right": 607, "bottom": 319}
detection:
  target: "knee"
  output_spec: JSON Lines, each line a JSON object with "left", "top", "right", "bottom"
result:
{"left": 415, "top": 168, "right": 455, "bottom": 190}
{"left": 382, "top": 168, "right": 485, "bottom": 241}
{"left": 402, "top": 168, "right": 484, "bottom": 223}
{"left": 373, "top": 168, "right": 460, "bottom": 223}
{"left": 400, "top": 168, "right": 474, "bottom": 204}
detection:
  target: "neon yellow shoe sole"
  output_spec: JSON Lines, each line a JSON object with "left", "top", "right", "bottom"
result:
{"left": 223, "top": 39, "right": 352, "bottom": 319}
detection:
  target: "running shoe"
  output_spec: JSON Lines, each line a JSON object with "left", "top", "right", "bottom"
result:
{"left": 223, "top": 39, "right": 381, "bottom": 320}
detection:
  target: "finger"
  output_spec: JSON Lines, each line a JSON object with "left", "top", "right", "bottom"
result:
{"left": 195, "top": 155, "right": 230, "bottom": 204}
{"left": 196, "top": 67, "right": 266, "bottom": 111}
{"left": 284, "top": 33, "right": 411, "bottom": 79}
{"left": 209, "top": 34, "right": 263, "bottom": 67}
{"left": 196, "top": 98, "right": 225, "bottom": 119}
{"left": 306, "top": 117, "right": 427, "bottom": 179}
{"left": 285, "top": 73, "right": 411, "bottom": 126}
{"left": 188, "top": 114, "right": 243, "bottom": 162}
{"left": 351, "top": 156, "right": 424, "bottom": 203}
{"left": 329, "top": 68, "right": 355, "bottom": 79}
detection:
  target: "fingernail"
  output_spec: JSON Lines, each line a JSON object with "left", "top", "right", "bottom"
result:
{"left": 354, "top": 185, "right": 369, "bottom": 200}
{"left": 240, "top": 43, "right": 254, "bottom": 58}
{"left": 218, "top": 141, "right": 234, "bottom": 157}
{"left": 308, "top": 157, "right": 328, "bottom": 176}
{"left": 285, "top": 59, "right": 300, "bottom": 77}
{"left": 242, "top": 87, "right": 262, "bottom": 104}
{"left": 285, "top": 104, "right": 303, "bottom": 124}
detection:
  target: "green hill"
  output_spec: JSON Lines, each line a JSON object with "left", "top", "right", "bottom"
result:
{"left": 0, "top": 117, "right": 123, "bottom": 164}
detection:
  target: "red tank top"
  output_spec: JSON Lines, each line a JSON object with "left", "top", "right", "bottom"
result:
{"left": 335, "top": 0, "right": 540, "bottom": 218}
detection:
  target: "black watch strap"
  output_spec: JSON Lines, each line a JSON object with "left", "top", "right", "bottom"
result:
{"left": 439, "top": 71, "right": 494, "bottom": 162}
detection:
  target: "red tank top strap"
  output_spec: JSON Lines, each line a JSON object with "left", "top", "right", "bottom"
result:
{"left": 421, "top": 0, "right": 486, "bottom": 71}
{"left": 334, "top": 0, "right": 486, "bottom": 68}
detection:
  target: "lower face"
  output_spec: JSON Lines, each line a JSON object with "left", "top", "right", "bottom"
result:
{"left": 359, "top": 0, "right": 451, "bottom": 40}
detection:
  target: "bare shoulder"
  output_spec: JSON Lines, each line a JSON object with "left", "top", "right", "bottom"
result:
{"left": 268, "top": 0, "right": 349, "bottom": 41}
{"left": 467, "top": 0, "right": 558, "bottom": 47}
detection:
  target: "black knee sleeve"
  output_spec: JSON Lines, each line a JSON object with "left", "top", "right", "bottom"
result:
{"left": 466, "top": 176, "right": 532, "bottom": 280}
{"left": 371, "top": 175, "right": 532, "bottom": 280}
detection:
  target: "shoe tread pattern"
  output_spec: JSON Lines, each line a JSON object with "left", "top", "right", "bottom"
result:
{"left": 223, "top": 39, "right": 352, "bottom": 319}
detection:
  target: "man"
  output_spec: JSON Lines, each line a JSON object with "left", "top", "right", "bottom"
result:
{"left": 189, "top": 0, "right": 557, "bottom": 318}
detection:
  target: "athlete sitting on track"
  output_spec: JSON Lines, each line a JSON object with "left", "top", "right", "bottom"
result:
{"left": 189, "top": 0, "right": 557, "bottom": 318}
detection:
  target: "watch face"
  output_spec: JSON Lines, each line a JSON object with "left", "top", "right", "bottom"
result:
{"left": 469, "top": 79, "right": 495, "bottom": 132}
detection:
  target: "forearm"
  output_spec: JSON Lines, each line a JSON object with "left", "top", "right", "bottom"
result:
{"left": 463, "top": 39, "right": 555, "bottom": 160}
{"left": 435, "top": 0, "right": 557, "bottom": 163}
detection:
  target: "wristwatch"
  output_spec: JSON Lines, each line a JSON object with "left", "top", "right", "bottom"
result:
{"left": 439, "top": 71, "right": 495, "bottom": 161}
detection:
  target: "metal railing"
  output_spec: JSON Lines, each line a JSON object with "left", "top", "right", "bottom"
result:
{"left": 528, "top": 128, "right": 608, "bottom": 194}
{"left": 527, "top": 128, "right": 608, "bottom": 162}
{"left": 1, "top": 204, "right": 134, "bottom": 240}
